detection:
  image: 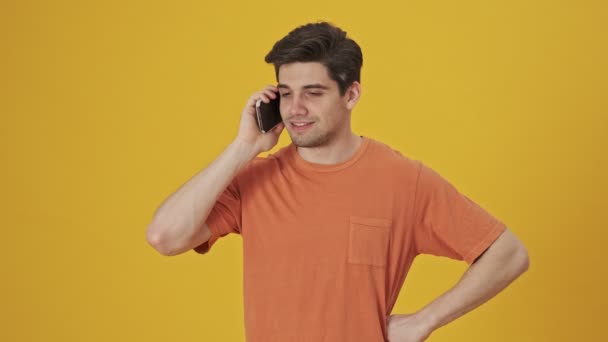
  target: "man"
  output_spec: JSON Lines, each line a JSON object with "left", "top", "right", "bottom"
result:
{"left": 146, "top": 21, "right": 529, "bottom": 342}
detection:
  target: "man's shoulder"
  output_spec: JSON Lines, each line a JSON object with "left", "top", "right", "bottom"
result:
{"left": 366, "top": 137, "right": 421, "bottom": 171}
{"left": 239, "top": 144, "right": 291, "bottom": 176}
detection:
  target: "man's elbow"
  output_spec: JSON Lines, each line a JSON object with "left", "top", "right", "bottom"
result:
{"left": 147, "top": 227, "right": 170, "bottom": 256}
{"left": 513, "top": 242, "right": 530, "bottom": 275}
{"left": 146, "top": 223, "right": 181, "bottom": 256}
{"left": 502, "top": 228, "right": 530, "bottom": 275}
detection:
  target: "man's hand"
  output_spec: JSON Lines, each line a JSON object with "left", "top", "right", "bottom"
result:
{"left": 386, "top": 313, "right": 434, "bottom": 342}
{"left": 235, "top": 85, "right": 285, "bottom": 155}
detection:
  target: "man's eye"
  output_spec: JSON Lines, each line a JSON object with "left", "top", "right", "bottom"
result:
{"left": 280, "top": 93, "right": 291, "bottom": 97}
{"left": 309, "top": 92, "right": 322, "bottom": 96}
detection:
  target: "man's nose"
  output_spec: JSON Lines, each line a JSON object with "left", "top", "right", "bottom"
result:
{"left": 288, "top": 94, "right": 307, "bottom": 116}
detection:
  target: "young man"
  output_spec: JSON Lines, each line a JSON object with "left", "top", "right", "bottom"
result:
{"left": 146, "top": 22, "right": 529, "bottom": 342}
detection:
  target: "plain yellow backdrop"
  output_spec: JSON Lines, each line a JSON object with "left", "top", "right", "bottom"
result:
{"left": 1, "top": 0, "right": 606, "bottom": 341}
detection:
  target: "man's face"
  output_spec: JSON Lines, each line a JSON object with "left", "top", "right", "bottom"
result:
{"left": 277, "top": 62, "right": 351, "bottom": 148}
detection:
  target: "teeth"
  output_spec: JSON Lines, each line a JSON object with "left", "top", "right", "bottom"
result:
{"left": 293, "top": 122, "right": 312, "bottom": 127}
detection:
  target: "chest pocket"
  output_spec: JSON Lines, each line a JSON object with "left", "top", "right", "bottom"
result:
{"left": 347, "top": 216, "right": 392, "bottom": 267}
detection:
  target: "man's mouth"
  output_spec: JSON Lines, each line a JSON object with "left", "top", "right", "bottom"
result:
{"left": 291, "top": 122, "right": 314, "bottom": 127}
{"left": 290, "top": 121, "right": 315, "bottom": 131}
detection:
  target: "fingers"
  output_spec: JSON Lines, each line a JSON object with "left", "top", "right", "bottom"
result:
{"left": 248, "top": 85, "right": 278, "bottom": 105}
{"left": 263, "top": 84, "right": 278, "bottom": 95}
{"left": 244, "top": 85, "right": 279, "bottom": 119}
{"left": 272, "top": 122, "right": 285, "bottom": 133}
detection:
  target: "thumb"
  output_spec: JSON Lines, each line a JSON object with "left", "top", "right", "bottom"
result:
{"left": 272, "top": 122, "right": 285, "bottom": 135}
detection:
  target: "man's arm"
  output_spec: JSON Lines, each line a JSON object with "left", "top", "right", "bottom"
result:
{"left": 145, "top": 85, "right": 284, "bottom": 256}
{"left": 146, "top": 140, "right": 256, "bottom": 256}
{"left": 387, "top": 228, "right": 529, "bottom": 341}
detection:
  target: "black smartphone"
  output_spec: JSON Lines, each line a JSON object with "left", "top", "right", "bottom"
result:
{"left": 255, "top": 95, "right": 282, "bottom": 133}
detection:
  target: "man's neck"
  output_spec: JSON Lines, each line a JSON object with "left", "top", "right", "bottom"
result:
{"left": 295, "top": 132, "right": 363, "bottom": 165}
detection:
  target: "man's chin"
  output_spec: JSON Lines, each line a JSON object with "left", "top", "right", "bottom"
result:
{"left": 289, "top": 134, "right": 328, "bottom": 148}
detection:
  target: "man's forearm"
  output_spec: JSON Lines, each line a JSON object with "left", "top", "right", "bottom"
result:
{"left": 146, "top": 139, "right": 257, "bottom": 255}
{"left": 414, "top": 229, "right": 530, "bottom": 333}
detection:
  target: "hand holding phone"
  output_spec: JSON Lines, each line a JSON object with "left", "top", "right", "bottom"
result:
{"left": 255, "top": 95, "right": 282, "bottom": 133}
{"left": 235, "top": 86, "right": 284, "bottom": 156}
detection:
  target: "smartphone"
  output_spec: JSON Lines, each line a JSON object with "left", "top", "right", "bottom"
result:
{"left": 255, "top": 95, "right": 282, "bottom": 133}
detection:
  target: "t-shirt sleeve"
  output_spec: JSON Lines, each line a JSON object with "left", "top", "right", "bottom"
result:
{"left": 411, "top": 162, "right": 507, "bottom": 264}
{"left": 193, "top": 173, "right": 243, "bottom": 255}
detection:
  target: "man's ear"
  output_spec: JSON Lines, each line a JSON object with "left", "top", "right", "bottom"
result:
{"left": 345, "top": 81, "right": 361, "bottom": 110}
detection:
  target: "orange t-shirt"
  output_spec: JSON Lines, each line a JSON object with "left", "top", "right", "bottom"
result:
{"left": 195, "top": 136, "right": 507, "bottom": 342}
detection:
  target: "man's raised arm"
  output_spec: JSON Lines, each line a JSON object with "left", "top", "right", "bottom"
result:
{"left": 145, "top": 85, "right": 284, "bottom": 256}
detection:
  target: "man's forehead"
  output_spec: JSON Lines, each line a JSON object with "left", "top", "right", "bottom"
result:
{"left": 277, "top": 83, "right": 330, "bottom": 90}
{"left": 277, "top": 62, "right": 336, "bottom": 90}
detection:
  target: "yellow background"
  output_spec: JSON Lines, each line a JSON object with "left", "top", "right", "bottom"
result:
{"left": 2, "top": 0, "right": 606, "bottom": 341}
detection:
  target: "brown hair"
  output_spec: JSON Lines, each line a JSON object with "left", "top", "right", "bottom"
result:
{"left": 264, "top": 21, "right": 363, "bottom": 96}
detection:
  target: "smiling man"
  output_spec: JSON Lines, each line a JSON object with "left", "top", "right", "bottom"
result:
{"left": 146, "top": 22, "right": 529, "bottom": 342}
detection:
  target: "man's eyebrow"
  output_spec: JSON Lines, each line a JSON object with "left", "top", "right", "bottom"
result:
{"left": 303, "top": 84, "right": 329, "bottom": 90}
{"left": 277, "top": 83, "right": 329, "bottom": 90}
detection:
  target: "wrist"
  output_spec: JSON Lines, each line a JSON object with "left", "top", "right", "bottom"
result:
{"left": 414, "top": 307, "right": 440, "bottom": 334}
{"left": 230, "top": 138, "right": 259, "bottom": 165}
